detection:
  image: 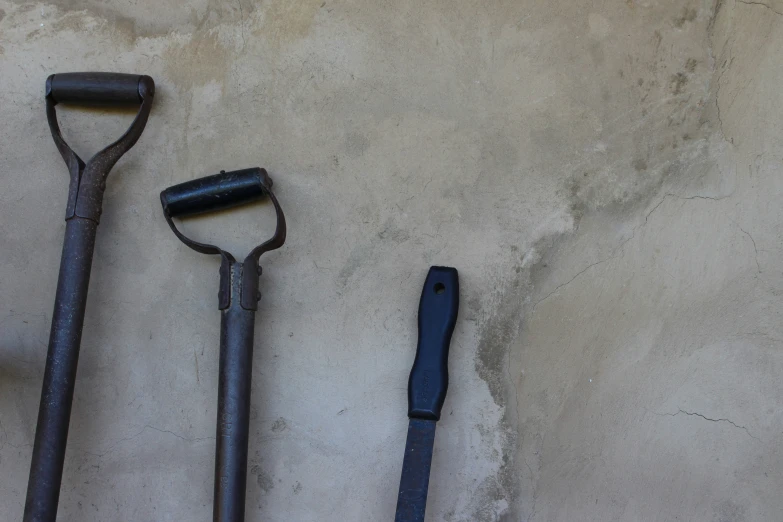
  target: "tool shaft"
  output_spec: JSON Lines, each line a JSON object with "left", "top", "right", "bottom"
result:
{"left": 24, "top": 218, "right": 98, "bottom": 522}
{"left": 394, "top": 419, "right": 437, "bottom": 522}
{"left": 214, "top": 262, "right": 256, "bottom": 522}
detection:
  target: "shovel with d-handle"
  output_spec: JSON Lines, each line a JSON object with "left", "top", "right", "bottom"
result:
{"left": 25, "top": 72, "right": 155, "bottom": 522}
{"left": 395, "top": 266, "right": 459, "bottom": 522}
{"left": 160, "top": 168, "right": 286, "bottom": 522}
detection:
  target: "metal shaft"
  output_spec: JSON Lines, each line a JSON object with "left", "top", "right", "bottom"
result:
{"left": 394, "top": 419, "right": 437, "bottom": 522}
{"left": 214, "top": 262, "right": 256, "bottom": 522}
{"left": 24, "top": 217, "right": 98, "bottom": 522}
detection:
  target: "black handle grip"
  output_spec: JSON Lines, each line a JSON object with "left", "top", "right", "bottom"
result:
{"left": 407, "top": 266, "right": 459, "bottom": 421}
{"left": 47, "top": 72, "right": 154, "bottom": 105}
{"left": 161, "top": 168, "right": 272, "bottom": 218}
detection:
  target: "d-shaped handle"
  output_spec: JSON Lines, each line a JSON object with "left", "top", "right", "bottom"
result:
{"left": 45, "top": 72, "right": 155, "bottom": 222}
{"left": 161, "top": 168, "right": 286, "bottom": 311}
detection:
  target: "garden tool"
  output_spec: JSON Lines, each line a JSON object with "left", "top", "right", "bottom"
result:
{"left": 25, "top": 72, "right": 155, "bottom": 522}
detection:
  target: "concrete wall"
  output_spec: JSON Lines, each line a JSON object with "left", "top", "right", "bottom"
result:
{"left": 1, "top": 0, "right": 781, "bottom": 520}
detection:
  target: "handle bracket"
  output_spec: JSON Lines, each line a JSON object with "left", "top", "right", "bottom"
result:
{"left": 45, "top": 72, "right": 155, "bottom": 223}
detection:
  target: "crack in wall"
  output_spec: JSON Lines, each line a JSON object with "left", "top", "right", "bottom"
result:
{"left": 648, "top": 408, "right": 760, "bottom": 441}
{"left": 737, "top": 0, "right": 783, "bottom": 16}
{"left": 83, "top": 425, "right": 214, "bottom": 458}
{"left": 532, "top": 188, "right": 734, "bottom": 312}
{"left": 734, "top": 222, "right": 762, "bottom": 273}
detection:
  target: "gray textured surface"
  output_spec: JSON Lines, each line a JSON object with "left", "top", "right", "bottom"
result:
{"left": 1, "top": 0, "right": 782, "bottom": 520}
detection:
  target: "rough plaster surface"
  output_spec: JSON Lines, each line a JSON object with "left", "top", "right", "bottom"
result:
{"left": 0, "top": 0, "right": 781, "bottom": 520}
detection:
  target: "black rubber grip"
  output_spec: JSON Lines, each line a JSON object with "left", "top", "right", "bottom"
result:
{"left": 161, "top": 168, "right": 272, "bottom": 218}
{"left": 407, "top": 266, "right": 459, "bottom": 421}
{"left": 47, "top": 72, "right": 154, "bottom": 104}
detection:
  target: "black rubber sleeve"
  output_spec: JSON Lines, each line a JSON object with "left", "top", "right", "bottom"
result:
{"left": 407, "top": 266, "right": 459, "bottom": 421}
{"left": 160, "top": 168, "right": 272, "bottom": 218}
{"left": 47, "top": 72, "right": 153, "bottom": 104}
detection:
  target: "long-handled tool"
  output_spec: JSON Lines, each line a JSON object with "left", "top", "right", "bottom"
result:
{"left": 25, "top": 72, "right": 155, "bottom": 522}
{"left": 160, "top": 168, "right": 286, "bottom": 522}
{"left": 394, "top": 266, "right": 459, "bottom": 522}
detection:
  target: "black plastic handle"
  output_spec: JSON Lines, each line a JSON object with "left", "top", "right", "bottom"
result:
{"left": 407, "top": 266, "right": 459, "bottom": 421}
{"left": 47, "top": 72, "right": 154, "bottom": 105}
{"left": 161, "top": 168, "right": 272, "bottom": 218}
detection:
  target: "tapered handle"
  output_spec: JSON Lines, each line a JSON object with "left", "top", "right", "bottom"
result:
{"left": 407, "top": 266, "right": 459, "bottom": 421}
{"left": 47, "top": 72, "right": 154, "bottom": 104}
{"left": 161, "top": 168, "right": 272, "bottom": 218}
